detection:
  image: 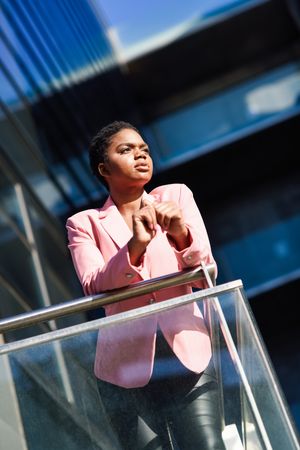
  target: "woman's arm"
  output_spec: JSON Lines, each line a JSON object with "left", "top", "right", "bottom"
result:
{"left": 66, "top": 216, "right": 147, "bottom": 295}
{"left": 151, "top": 184, "right": 217, "bottom": 279}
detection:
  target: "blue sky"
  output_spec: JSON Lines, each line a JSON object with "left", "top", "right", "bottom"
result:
{"left": 94, "top": 0, "right": 252, "bottom": 47}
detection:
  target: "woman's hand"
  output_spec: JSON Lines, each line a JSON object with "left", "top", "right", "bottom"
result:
{"left": 128, "top": 199, "right": 191, "bottom": 265}
{"left": 128, "top": 201, "right": 157, "bottom": 265}
{"left": 153, "top": 201, "right": 190, "bottom": 250}
{"left": 132, "top": 200, "right": 157, "bottom": 244}
{"left": 152, "top": 201, "right": 185, "bottom": 236}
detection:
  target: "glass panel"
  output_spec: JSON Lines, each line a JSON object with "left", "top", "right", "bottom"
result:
{"left": 0, "top": 287, "right": 298, "bottom": 449}
{"left": 211, "top": 288, "right": 299, "bottom": 449}
{"left": 1, "top": 330, "right": 118, "bottom": 450}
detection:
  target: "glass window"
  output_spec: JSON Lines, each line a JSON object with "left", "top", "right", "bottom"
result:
{"left": 145, "top": 62, "right": 300, "bottom": 169}
{"left": 215, "top": 214, "right": 300, "bottom": 292}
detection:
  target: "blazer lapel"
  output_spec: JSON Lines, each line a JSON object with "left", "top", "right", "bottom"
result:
{"left": 99, "top": 196, "right": 132, "bottom": 249}
{"left": 99, "top": 191, "right": 159, "bottom": 249}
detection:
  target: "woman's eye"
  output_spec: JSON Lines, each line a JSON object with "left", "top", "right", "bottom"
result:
{"left": 120, "top": 147, "right": 130, "bottom": 153}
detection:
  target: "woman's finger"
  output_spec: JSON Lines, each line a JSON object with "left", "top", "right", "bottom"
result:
{"left": 139, "top": 201, "right": 157, "bottom": 231}
{"left": 153, "top": 201, "right": 178, "bottom": 230}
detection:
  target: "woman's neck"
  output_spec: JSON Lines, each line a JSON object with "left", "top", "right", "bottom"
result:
{"left": 109, "top": 186, "right": 144, "bottom": 216}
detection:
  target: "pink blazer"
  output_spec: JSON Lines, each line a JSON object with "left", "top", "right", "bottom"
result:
{"left": 66, "top": 184, "right": 216, "bottom": 388}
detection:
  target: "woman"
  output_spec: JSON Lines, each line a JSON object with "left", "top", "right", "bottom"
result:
{"left": 66, "top": 121, "right": 226, "bottom": 449}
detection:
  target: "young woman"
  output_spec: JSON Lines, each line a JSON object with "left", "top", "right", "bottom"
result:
{"left": 66, "top": 121, "right": 226, "bottom": 450}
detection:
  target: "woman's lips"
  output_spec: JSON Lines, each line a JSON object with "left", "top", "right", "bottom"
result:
{"left": 134, "top": 164, "right": 149, "bottom": 171}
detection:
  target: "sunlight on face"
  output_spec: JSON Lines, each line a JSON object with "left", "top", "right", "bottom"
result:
{"left": 101, "top": 129, "right": 153, "bottom": 189}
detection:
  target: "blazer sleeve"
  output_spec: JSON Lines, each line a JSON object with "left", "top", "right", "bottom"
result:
{"left": 66, "top": 216, "right": 145, "bottom": 296}
{"left": 167, "top": 184, "right": 217, "bottom": 284}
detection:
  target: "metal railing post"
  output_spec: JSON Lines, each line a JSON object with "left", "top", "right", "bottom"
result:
{"left": 201, "top": 263, "right": 225, "bottom": 430}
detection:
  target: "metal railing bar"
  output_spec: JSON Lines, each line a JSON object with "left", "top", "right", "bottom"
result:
{"left": 0, "top": 264, "right": 214, "bottom": 333}
{"left": 0, "top": 272, "right": 52, "bottom": 333}
{"left": 0, "top": 280, "right": 243, "bottom": 355}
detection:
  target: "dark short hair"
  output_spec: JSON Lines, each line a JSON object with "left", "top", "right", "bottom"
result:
{"left": 89, "top": 120, "right": 140, "bottom": 186}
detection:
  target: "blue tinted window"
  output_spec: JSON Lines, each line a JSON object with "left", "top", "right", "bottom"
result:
{"left": 215, "top": 215, "right": 300, "bottom": 293}
{"left": 145, "top": 62, "right": 300, "bottom": 169}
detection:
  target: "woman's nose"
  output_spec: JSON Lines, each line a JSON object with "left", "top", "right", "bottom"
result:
{"left": 134, "top": 148, "right": 146, "bottom": 158}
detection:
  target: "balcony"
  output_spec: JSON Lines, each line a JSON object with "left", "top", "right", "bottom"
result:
{"left": 0, "top": 265, "right": 298, "bottom": 449}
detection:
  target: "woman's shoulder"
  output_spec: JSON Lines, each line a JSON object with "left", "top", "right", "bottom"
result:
{"left": 66, "top": 196, "right": 110, "bottom": 226}
{"left": 66, "top": 207, "right": 103, "bottom": 227}
{"left": 149, "top": 183, "right": 192, "bottom": 200}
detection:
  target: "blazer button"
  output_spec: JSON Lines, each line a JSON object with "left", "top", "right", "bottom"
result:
{"left": 149, "top": 298, "right": 155, "bottom": 304}
{"left": 125, "top": 273, "right": 134, "bottom": 279}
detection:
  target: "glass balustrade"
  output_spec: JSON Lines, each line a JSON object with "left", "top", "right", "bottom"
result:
{"left": 205, "top": 288, "right": 299, "bottom": 450}
{"left": 0, "top": 283, "right": 298, "bottom": 450}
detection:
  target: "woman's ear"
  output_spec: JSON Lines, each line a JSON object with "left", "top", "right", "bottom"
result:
{"left": 98, "top": 162, "right": 110, "bottom": 177}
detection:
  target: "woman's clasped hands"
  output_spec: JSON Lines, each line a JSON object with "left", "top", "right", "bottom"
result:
{"left": 128, "top": 200, "right": 190, "bottom": 265}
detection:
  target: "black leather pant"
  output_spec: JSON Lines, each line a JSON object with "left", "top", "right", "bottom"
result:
{"left": 97, "top": 331, "right": 226, "bottom": 450}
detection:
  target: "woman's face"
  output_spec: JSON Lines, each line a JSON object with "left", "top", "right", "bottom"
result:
{"left": 99, "top": 128, "right": 153, "bottom": 189}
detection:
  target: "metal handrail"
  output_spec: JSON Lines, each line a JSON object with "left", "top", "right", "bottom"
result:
{"left": 0, "top": 263, "right": 215, "bottom": 333}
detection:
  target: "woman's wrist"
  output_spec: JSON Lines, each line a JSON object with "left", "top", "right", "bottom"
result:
{"left": 167, "top": 226, "right": 191, "bottom": 251}
{"left": 128, "top": 237, "right": 148, "bottom": 266}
